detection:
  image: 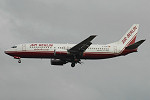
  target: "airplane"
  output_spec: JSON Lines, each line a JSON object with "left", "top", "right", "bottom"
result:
{"left": 5, "top": 24, "right": 145, "bottom": 67}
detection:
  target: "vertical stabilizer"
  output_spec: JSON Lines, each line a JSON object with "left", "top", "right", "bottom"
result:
{"left": 119, "top": 24, "right": 139, "bottom": 48}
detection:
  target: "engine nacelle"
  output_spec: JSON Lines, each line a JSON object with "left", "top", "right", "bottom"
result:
{"left": 51, "top": 59, "right": 66, "bottom": 65}
{"left": 54, "top": 49, "right": 68, "bottom": 56}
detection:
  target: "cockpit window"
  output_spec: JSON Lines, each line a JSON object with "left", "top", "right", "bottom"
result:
{"left": 11, "top": 46, "right": 17, "bottom": 48}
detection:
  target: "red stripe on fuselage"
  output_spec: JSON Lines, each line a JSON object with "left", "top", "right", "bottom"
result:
{"left": 5, "top": 51, "right": 118, "bottom": 59}
{"left": 5, "top": 33, "right": 138, "bottom": 60}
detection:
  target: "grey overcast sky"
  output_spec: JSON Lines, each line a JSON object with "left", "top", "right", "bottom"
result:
{"left": 0, "top": 0, "right": 150, "bottom": 100}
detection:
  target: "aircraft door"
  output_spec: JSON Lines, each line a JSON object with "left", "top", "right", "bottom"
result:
{"left": 22, "top": 44, "right": 26, "bottom": 51}
{"left": 114, "top": 46, "right": 117, "bottom": 54}
{"left": 66, "top": 43, "right": 69, "bottom": 50}
{"left": 54, "top": 48, "right": 56, "bottom": 56}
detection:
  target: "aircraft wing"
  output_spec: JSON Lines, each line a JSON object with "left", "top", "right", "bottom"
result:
{"left": 68, "top": 35, "right": 97, "bottom": 54}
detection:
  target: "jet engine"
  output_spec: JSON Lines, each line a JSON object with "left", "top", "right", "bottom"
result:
{"left": 51, "top": 59, "right": 66, "bottom": 65}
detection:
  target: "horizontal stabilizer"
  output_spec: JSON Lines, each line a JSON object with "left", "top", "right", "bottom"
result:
{"left": 125, "top": 39, "right": 146, "bottom": 50}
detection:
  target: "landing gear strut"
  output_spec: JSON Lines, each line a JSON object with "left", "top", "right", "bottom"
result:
{"left": 18, "top": 59, "right": 21, "bottom": 63}
{"left": 14, "top": 56, "right": 21, "bottom": 63}
{"left": 71, "top": 63, "right": 75, "bottom": 67}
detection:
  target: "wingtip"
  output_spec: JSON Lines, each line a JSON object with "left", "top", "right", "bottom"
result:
{"left": 141, "top": 39, "right": 146, "bottom": 42}
{"left": 91, "top": 35, "right": 97, "bottom": 37}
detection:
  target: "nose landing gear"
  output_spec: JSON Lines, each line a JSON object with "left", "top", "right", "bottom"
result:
{"left": 18, "top": 59, "right": 21, "bottom": 63}
{"left": 14, "top": 56, "right": 21, "bottom": 63}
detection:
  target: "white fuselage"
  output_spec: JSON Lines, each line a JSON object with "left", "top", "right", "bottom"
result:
{"left": 5, "top": 43, "right": 123, "bottom": 59}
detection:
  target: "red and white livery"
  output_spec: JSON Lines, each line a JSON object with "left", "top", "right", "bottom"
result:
{"left": 5, "top": 24, "right": 145, "bottom": 67}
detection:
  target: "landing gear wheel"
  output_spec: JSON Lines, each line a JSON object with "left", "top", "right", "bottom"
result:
{"left": 71, "top": 63, "right": 75, "bottom": 67}
{"left": 18, "top": 59, "right": 21, "bottom": 63}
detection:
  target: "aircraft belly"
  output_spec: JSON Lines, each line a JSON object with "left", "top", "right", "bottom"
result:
{"left": 6, "top": 50, "right": 118, "bottom": 59}
{"left": 6, "top": 51, "right": 55, "bottom": 58}
{"left": 82, "top": 52, "right": 117, "bottom": 59}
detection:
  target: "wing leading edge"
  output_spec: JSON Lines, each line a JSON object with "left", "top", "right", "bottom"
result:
{"left": 68, "top": 35, "right": 97, "bottom": 54}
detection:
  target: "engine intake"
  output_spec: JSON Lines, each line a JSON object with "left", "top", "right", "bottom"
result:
{"left": 51, "top": 59, "right": 66, "bottom": 65}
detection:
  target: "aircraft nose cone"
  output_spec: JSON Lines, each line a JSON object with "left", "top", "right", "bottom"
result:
{"left": 4, "top": 50, "right": 11, "bottom": 55}
{"left": 4, "top": 50, "right": 13, "bottom": 57}
{"left": 4, "top": 50, "right": 15, "bottom": 57}
{"left": 4, "top": 50, "right": 9, "bottom": 54}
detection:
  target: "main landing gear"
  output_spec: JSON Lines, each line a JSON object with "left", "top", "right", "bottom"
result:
{"left": 70, "top": 57, "right": 81, "bottom": 67}
{"left": 71, "top": 63, "right": 75, "bottom": 67}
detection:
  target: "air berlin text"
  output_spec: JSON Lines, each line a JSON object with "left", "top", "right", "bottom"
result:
{"left": 30, "top": 44, "right": 53, "bottom": 47}
{"left": 122, "top": 26, "right": 137, "bottom": 44}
